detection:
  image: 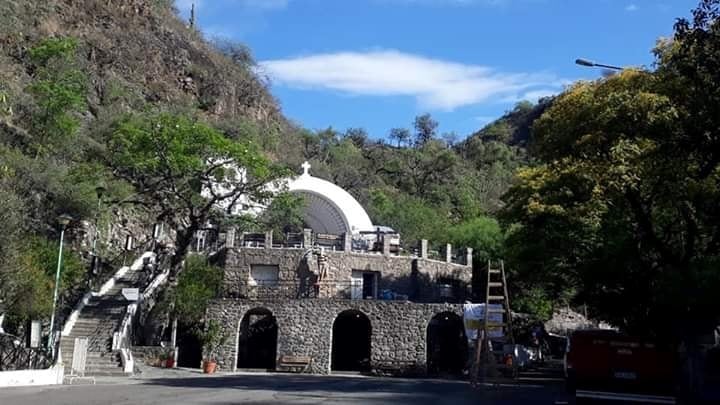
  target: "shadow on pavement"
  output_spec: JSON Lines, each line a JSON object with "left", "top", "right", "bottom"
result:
{"left": 140, "top": 373, "right": 572, "bottom": 404}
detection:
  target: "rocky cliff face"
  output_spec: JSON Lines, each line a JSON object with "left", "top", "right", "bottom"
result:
{"left": 544, "top": 308, "right": 598, "bottom": 334}
{"left": 0, "top": 0, "right": 282, "bottom": 126}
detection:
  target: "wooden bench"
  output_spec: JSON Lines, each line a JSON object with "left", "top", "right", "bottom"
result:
{"left": 278, "top": 355, "right": 312, "bottom": 373}
{"left": 375, "top": 360, "right": 420, "bottom": 377}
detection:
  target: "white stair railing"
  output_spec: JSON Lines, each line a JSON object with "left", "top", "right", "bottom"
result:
{"left": 114, "top": 253, "right": 173, "bottom": 374}
{"left": 62, "top": 252, "right": 156, "bottom": 337}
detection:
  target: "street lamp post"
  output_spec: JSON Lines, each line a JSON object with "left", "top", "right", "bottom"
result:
{"left": 575, "top": 58, "right": 624, "bottom": 71}
{"left": 91, "top": 186, "right": 106, "bottom": 276}
{"left": 48, "top": 214, "right": 73, "bottom": 354}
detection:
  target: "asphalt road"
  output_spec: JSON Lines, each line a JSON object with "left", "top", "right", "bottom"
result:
{"left": 0, "top": 372, "right": 572, "bottom": 405}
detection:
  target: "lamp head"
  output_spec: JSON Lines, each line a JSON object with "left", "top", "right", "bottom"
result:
{"left": 95, "top": 185, "right": 106, "bottom": 199}
{"left": 57, "top": 214, "right": 73, "bottom": 228}
{"left": 575, "top": 58, "right": 595, "bottom": 67}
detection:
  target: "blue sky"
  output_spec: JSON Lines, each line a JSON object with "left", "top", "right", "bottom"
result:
{"left": 175, "top": 0, "right": 697, "bottom": 139}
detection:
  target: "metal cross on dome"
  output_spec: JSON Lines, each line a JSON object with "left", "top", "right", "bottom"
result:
{"left": 301, "top": 161, "right": 311, "bottom": 176}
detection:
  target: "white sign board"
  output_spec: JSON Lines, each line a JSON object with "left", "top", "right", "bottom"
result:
{"left": 463, "top": 303, "right": 504, "bottom": 341}
{"left": 122, "top": 288, "right": 140, "bottom": 301}
{"left": 30, "top": 320, "right": 41, "bottom": 348}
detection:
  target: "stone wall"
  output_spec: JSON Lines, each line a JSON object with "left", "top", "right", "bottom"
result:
{"left": 217, "top": 247, "right": 472, "bottom": 302}
{"left": 206, "top": 298, "right": 463, "bottom": 375}
{"left": 131, "top": 346, "right": 167, "bottom": 366}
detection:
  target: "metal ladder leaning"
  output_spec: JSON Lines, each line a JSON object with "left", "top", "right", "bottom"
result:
{"left": 473, "top": 259, "right": 516, "bottom": 384}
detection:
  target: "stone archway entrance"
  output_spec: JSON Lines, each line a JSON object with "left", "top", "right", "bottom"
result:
{"left": 236, "top": 307, "right": 278, "bottom": 370}
{"left": 427, "top": 312, "right": 468, "bottom": 376}
{"left": 331, "top": 310, "right": 371, "bottom": 372}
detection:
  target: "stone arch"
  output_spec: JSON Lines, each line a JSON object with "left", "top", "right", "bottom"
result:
{"left": 236, "top": 307, "right": 278, "bottom": 370}
{"left": 331, "top": 309, "right": 372, "bottom": 372}
{"left": 426, "top": 311, "right": 468, "bottom": 376}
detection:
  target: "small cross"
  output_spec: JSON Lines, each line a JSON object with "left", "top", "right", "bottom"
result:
{"left": 301, "top": 161, "right": 311, "bottom": 176}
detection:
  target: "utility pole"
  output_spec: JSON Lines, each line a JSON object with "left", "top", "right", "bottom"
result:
{"left": 91, "top": 186, "right": 105, "bottom": 278}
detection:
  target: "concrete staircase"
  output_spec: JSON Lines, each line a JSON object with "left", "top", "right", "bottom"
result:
{"left": 60, "top": 261, "right": 147, "bottom": 377}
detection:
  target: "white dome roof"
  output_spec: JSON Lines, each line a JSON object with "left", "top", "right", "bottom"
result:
{"left": 287, "top": 162, "right": 374, "bottom": 235}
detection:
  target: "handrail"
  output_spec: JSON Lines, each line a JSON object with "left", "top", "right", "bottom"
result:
{"left": 62, "top": 251, "right": 156, "bottom": 337}
{"left": 113, "top": 302, "right": 137, "bottom": 373}
{"left": 114, "top": 252, "right": 172, "bottom": 374}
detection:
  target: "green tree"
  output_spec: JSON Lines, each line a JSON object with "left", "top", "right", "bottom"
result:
{"left": 413, "top": 113, "right": 438, "bottom": 147}
{"left": 389, "top": 127, "right": 411, "bottom": 148}
{"left": 479, "top": 121, "right": 512, "bottom": 143}
{"left": 3, "top": 237, "right": 85, "bottom": 331}
{"left": 368, "top": 188, "right": 451, "bottom": 246}
{"left": 344, "top": 127, "right": 369, "bottom": 148}
{"left": 446, "top": 216, "right": 504, "bottom": 263}
{"left": 173, "top": 255, "right": 223, "bottom": 324}
{"left": 26, "top": 37, "right": 86, "bottom": 158}
{"left": 106, "top": 112, "right": 286, "bottom": 271}
{"left": 504, "top": 40, "right": 720, "bottom": 339}
{"left": 258, "top": 193, "right": 305, "bottom": 238}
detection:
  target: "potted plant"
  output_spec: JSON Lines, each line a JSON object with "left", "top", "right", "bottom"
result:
{"left": 164, "top": 348, "right": 176, "bottom": 369}
{"left": 199, "top": 320, "right": 227, "bottom": 374}
{"left": 156, "top": 351, "right": 168, "bottom": 368}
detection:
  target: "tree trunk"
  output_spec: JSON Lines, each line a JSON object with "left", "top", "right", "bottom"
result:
{"left": 170, "top": 227, "right": 195, "bottom": 275}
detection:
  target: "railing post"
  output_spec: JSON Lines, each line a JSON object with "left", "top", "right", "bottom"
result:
{"left": 445, "top": 243, "right": 452, "bottom": 263}
{"left": 382, "top": 235, "right": 391, "bottom": 256}
{"left": 303, "top": 228, "right": 312, "bottom": 248}
{"left": 344, "top": 232, "right": 352, "bottom": 252}
{"left": 226, "top": 227, "right": 236, "bottom": 248}
{"left": 465, "top": 247, "right": 473, "bottom": 266}
{"left": 420, "top": 239, "right": 428, "bottom": 259}
{"left": 265, "top": 230, "right": 273, "bottom": 249}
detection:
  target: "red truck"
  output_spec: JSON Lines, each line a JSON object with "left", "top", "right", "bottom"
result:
{"left": 565, "top": 329, "right": 677, "bottom": 404}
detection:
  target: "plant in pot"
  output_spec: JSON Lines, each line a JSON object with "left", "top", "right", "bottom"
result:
{"left": 164, "top": 347, "right": 176, "bottom": 369}
{"left": 156, "top": 351, "right": 168, "bottom": 368}
{"left": 199, "top": 320, "right": 227, "bottom": 374}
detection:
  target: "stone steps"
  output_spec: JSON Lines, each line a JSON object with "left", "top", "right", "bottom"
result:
{"left": 61, "top": 294, "right": 127, "bottom": 369}
{"left": 60, "top": 259, "right": 153, "bottom": 376}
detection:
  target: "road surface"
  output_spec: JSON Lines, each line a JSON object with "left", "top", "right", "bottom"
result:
{"left": 0, "top": 372, "right": 571, "bottom": 405}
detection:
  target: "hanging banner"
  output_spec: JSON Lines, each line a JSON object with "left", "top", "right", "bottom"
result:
{"left": 463, "top": 303, "right": 504, "bottom": 340}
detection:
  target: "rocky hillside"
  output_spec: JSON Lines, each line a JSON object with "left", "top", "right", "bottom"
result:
{"left": 0, "top": 0, "right": 288, "bottom": 332}
{"left": 463, "top": 98, "right": 554, "bottom": 148}
{"left": 0, "top": 0, "right": 281, "bottom": 126}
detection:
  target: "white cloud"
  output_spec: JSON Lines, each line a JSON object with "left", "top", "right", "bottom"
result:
{"left": 625, "top": 3, "right": 638, "bottom": 12}
{"left": 260, "top": 50, "right": 562, "bottom": 110}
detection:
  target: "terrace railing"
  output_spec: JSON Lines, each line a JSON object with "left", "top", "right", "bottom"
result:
{"left": 233, "top": 280, "right": 468, "bottom": 303}
{"left": 236, "top": 280, "right": 386, "bottom": 300}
